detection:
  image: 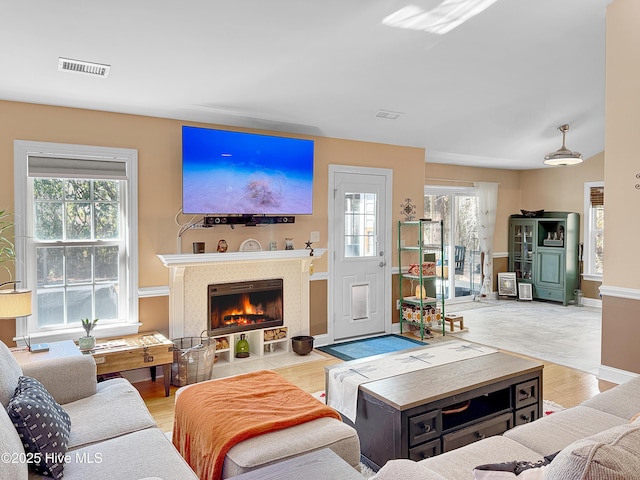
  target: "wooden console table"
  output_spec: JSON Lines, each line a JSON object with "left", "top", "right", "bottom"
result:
{"left": 326, "top": 349, "right": 543, "bottom": 469}
{"left": 85, "top": 331, "right": 174, "bottom": 396}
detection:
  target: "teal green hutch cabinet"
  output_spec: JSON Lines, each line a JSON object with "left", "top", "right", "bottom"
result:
{"left": 508, "top": 212, "right": 580, "bottom": 306}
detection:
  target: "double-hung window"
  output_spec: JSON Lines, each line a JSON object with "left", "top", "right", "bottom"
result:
{"left": 14, "top": 141, "right": 138, "bottom": 342}
{"left": 583, "top": 182, "right": 604, "bottom": 280}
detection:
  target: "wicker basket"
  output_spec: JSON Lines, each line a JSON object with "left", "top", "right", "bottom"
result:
{"left": 170, "top": 335, "right": 216, "bottom": 387}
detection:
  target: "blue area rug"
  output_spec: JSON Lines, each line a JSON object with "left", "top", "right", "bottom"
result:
{"left": 317, "top": 334, "right": 426, "bottom": 361}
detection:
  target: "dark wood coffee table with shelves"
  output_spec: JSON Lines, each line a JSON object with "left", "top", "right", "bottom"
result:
{"left": 326, "top": 349, "right": 543, "bottom": 469}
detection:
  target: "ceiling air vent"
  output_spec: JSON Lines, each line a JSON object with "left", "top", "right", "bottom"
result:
{"left": 58, "top": 57, "right": 111, "bottom": 78}
{"left": 375, "top": 110, "right": 403, "bottom": 120}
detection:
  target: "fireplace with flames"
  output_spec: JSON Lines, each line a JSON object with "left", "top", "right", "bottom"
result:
{"left": 208, "top": 279, "right": 284, "bottom": 336}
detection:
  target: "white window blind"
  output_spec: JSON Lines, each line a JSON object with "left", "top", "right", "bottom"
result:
{"left": 28, "top": 156, "right": 128, "bottom": 179}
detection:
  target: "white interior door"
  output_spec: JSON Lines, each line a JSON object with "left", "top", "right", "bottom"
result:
{"left": 329, "top": 166, "right": 391, "bottom": 341}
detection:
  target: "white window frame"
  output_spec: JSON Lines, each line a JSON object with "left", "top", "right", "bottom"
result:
{"left": 14, "top": 140, "right": 139, "bottom": 344}
{"left": 583, "top": 181, "right": 604, "bottom": 281}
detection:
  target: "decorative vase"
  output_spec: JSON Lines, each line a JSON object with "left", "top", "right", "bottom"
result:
{"left": 235, "top": 334, "right": 250, "bottom": 358}
{"left": 291, "top": 336, "right": 314, "bottom": 355}
{"left": 78, "top": 336, "right": 96, "bottom": 350}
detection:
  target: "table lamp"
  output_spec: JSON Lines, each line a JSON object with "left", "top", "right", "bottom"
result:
{"left": 0, "top": 281, "right": 32, "bottom": 319}
{"left": 0, "top": 280, "right": 37, "bottom": 350}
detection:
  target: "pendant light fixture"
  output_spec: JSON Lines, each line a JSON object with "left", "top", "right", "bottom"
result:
{"left": 544, "top": 124, "right": 583, "bottom": 166}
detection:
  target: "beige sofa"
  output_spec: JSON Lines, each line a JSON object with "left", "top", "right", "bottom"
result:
{"left": 372, "top": 376, "right": 640, "bottom": 479}
{"left": 0, "top": 340, "right": 198, "bottom": 480}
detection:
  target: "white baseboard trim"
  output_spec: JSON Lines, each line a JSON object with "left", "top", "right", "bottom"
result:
{"left": 580, "top": 297, "right": 602, "bottom": 308}
{"left": 311, "top": 333, "right": 331, "bottom": 347}
{"left": 598, "top": 365, "right": 639, "bottom": 385}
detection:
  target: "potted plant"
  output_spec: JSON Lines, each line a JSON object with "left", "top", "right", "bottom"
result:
{"left": 0, "top": 209, "right": 15, "bottom": 273}
{"left": 79, "top": 318, "right": 98, "bottom": 350}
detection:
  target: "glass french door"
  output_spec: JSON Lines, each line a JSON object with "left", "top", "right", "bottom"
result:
{"left": 424, "top": 187, "right": 481, "bottom": 301}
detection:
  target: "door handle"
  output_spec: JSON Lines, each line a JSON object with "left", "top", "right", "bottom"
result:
{"left": 379, "top": 261, "right": 386, "bottom": 267}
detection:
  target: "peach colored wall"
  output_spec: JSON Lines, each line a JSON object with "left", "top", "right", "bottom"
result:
{"left": 601, "top": 296, "right": 638, "bottom": 372}
{"left": 518, "top": 152, "right": 604, "bottom": 299}
{"left": 0, "top": 100, "right": 424, "bottom": 345}
{"left": 310, "top": 280, "right": 328, "bottom": 336}
{"left": 604, "top": 0, "right": 640, "bottom": 290}
{"left": 0, "top": 322, "right": 16, "bottom": 347}
{"left": 0, "top": 92, "right": 617, "bottom": 349}
{"left": 138, "top": 297, "right": 171, "bottom": 339}
{"left": 601, "top": 0, "right": 640, "bottom": 375}
{"left": 519, "top": 152, "right": 604, "bottom": 236}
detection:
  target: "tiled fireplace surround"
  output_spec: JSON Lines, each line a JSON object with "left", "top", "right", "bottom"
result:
{"left": 157, "top": 250, "right": 325, "bottom": 340}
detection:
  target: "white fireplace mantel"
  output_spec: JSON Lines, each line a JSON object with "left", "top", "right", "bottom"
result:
{"left": 157, "top": 249, "right": 326, "bottom": 340}
{"left": 157, "top": 248, "right": 326, "bottom": 268}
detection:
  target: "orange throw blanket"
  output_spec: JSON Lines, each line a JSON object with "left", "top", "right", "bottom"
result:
{"left": 172, "top": 370, "right": 341, "bottom": 480}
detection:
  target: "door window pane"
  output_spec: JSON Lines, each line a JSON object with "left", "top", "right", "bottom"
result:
{"left": 425, "top": 190, "right": 480, "bottom": 299}
{"left": 344, "top": 192, "right": 377, "bottom": 258}
{"left": 454, "top": 195, "right": 480, "bottom": 298}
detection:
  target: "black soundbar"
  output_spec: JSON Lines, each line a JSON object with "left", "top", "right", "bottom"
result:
{"left": 204, "top": 215, "right": 296, "bottom": 226}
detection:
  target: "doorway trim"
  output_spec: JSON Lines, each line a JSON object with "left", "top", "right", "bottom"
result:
{"left": 327, "top": 165, "right": 393, "bottom": 345}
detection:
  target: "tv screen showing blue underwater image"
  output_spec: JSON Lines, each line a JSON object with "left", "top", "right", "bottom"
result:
{"left": 182, "top": 126, "right": 314, "bottom": 215}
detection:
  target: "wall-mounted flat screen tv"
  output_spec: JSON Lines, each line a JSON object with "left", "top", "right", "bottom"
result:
{"left": 182, "top": 126, "right": 314, "bottom": 215}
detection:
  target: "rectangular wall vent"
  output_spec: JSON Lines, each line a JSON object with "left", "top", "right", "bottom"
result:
{"left": 375, "top": 110, "right": 403, "bottom": 120}
{"left": 58, "top": 57, "right": 111, "bottom": 78}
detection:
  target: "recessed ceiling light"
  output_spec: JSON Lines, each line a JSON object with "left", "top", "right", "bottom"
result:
{"left": 58, "top": 57, "right": 111, "bottom": 78}
{"left": 375, "top": 110, "right": 404, "bottom": 120}
{"left": 383, "top": 0, "right": 500, "bottom": 35}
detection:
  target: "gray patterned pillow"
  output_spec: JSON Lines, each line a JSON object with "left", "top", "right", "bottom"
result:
{"left": 545, "top": 421, "right": 640, "bottom": 480}
{"left": 6, "top": 376, "right": 71, "bottom": 479}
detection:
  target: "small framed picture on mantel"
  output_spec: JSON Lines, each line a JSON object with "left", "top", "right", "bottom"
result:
{"left": 498, "top": 272, "right": 517, "bottom": 297}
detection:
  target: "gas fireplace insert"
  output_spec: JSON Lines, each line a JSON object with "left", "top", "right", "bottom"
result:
{"left": 208, "top": 279, "right": 284, "bottom": 336}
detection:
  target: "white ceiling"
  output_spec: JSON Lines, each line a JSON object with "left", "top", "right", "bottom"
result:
{"left": 1, "top": 0, "right": 610, "bottom": 170}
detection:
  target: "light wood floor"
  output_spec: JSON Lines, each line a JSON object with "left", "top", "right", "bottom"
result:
{"left": 136, "top": 348, "right": 616, "bottom": 433}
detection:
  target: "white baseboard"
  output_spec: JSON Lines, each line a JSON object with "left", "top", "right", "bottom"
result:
{"left": 598, "top": 365, "right": 639, "bottom": 385}
{"left": 311, "top": 333, "right": 331, "bottom": 347}
{"left": 580, "top": 296, "right": 602, "bottom": 308}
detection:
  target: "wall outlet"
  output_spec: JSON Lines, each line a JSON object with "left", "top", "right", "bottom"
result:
{"left": 396, "top": 299, "right": 401, "bottom": 310}
{"left": 310, "top": 231, "right": 320, "bottom": 243}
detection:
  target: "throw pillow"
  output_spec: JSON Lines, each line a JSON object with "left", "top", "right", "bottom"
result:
{"left": 473, "top": 453, "right": 558, "bottom": 480}
{"left": 545, "top": 422, "right": 640, "bottom": 480}
{"left": 6, "top": 376, "right": 71, "bottom": 479}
